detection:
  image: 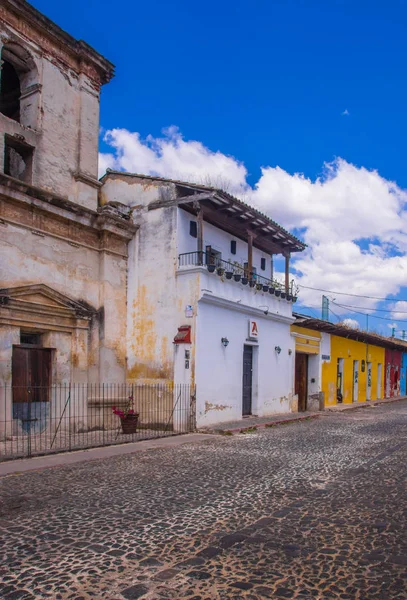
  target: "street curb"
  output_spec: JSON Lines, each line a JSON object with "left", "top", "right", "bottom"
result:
{"left": 200, "top": 414, "right": 321, "bottom": 435}
{"left": 325, "top": 396, "right": 406, "bottom": 412}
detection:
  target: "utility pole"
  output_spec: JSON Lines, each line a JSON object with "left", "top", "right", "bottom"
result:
{"left": 366, "top": 314, "right": 369, "bottom": 332}
{"left": 403, "top": 331, "right": 405, "bottom": 341}
{"left": 392, "top": 327, "right": 395, "bottom": 338}
{"left": 322, "top": 295, "right": 329, "bottom": 321}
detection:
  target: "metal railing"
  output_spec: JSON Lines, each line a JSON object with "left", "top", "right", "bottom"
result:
{"left": 0, "top": 383, "right": 196, "bottom": 461}
{"left": 178, "top": 251, "right": 297, "bottom": 295}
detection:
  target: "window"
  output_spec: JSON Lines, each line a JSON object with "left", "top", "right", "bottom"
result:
{"left": 260, "top": 257, "right": 266, "bottom": 271}
{"left": 20, "top": 332, "right": 41, "bottom": 345}
{"left": 230, "top": 240, "right": 237, "bottom": 255}
{"left": 0, "top": 59, "right": 21, "bottom": 121}
{"left": 206, "top": 245, "right": 222, "bottom": 266}
{"left": 0, "top": 43, "right": 39, "bottom": 128}
{"left": 4, "top": 135, "right": 34, "bottom": 183}
{"left": 189, "top": 220, "right": 197, "bottom": 238}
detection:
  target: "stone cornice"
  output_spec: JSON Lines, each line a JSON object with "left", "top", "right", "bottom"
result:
{"left": 199, "top": 293, "right": 295, "bottom": 325}
{"left": 0, "top": 176, "right": 138, "bottom": 258}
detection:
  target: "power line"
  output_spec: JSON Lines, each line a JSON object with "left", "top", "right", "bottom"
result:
{"left": 331, "top": 301, "right": 407, "bottom": 323}
{"left": 298, "top": 284, "right": 401, "bottom": 302}
{"left": 331, "top": 302, "right": 407, "bottom": 314}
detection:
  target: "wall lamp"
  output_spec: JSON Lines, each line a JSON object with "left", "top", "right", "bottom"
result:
{"left": 221, "top": 337, "right": 230, "bottom": 347}
{"left": 275, "top": 345, "right": 282, "bottom": 354}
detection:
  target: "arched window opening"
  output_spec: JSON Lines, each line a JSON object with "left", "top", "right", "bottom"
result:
{"left": 0, "top": 59, "right": 21, "bottom": 121}
{"left": 0, "top": 44, "right": 38, "bottom": 127}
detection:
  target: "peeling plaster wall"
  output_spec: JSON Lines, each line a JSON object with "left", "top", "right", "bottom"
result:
{"left": 0, "top": 9, "right": 104, "bottom": 211}
{"left": 195, "top": 301, "right": 295, "bottom": 428}
{"left": 0, "top": 220, "right": 128, "bottom": 384}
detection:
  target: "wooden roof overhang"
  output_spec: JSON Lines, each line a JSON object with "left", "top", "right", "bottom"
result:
{"left": 294, "top": 314, "right": 407, "bottom": 351}
{"left": 174, "top": 186, "right": 306, "bottom": 256}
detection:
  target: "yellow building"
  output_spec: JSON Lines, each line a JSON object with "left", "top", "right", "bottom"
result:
{"left": 322, "top": 336, "right": 385, "bottom": 406}
{"left": 292, "top": 316, "right": 406, "bottom": 410}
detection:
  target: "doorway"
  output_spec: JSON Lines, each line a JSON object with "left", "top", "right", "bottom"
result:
{"left": 366, "top": 362, "right": 372, "bottom": 400}
{"left": 12, "top": 344, "right": 52, "bottom": 433}
{"left": 295, "top": 353, "right": 308, "bottom": 412}
{"left": 377, "top": 363, "right": 382, "bottom": 399}
{"left": 353, "top": 360, "right": 359, "bottom": 402}
{"left": 242, "top": 345, "right": 253, "bottom": 416}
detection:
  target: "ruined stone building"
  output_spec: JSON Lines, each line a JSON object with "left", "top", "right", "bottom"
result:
{"left": 0, "top": 0, "right": 306, "bottom": 434}
{"left": 0, "top": 0, "right": 136, "bottom": 400}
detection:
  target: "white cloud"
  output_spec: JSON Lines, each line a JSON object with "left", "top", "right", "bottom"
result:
{"left": 342, "top": 318, "right": 359, "bottom": 329}
{"left": 99, "top": 127, "right": 407, "bottom": 329}
{"left": 342, "top": 109, "right": 350, "bottom": 116}
{"left": 390, "top": 301, "right": 407, "bottom": 321}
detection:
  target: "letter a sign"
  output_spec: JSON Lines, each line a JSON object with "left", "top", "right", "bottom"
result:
{"left": 249, "top": 319, "right": 259, "bottom": 339}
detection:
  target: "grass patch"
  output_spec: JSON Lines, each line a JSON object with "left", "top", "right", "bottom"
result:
{"left": 240, "top": 426, "right": 257, "bottom": 434}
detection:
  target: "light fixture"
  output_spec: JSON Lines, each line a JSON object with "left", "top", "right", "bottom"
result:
{"left": 221, "top": 337, "right": 229, "bottom": 347}
{"left": 275, "top": 345, "right": 281, "bottom": 354}
{"left": 288, "top": 349, "right": 292, "bottom": 355}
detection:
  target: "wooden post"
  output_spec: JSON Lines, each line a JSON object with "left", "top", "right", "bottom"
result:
{"left": 285, "top": 253, "right": 290, "bottom": 294}
{"left": 197, "top": 208, "right": 204, "bottom": 264}
{"left": 248, "top": 232, "right": 253, "bottom": 278}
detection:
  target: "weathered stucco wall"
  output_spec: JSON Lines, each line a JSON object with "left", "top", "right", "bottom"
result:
{"left": 195, "top": 300, "right": 295, "bottom": 428}
{"left": 0, "top": 1, "right": 112, "bottom": 211}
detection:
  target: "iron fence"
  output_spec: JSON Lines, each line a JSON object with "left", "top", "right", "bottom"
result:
{"left": 0, "top": 383, "right": 196, "bottom": 461}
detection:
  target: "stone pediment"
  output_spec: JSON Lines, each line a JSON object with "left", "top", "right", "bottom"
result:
{"left": 0, "top": 284, "right": 95, "bottom": 325}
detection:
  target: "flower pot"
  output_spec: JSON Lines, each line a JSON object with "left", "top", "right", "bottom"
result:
{"left": 281, "top": 292, "right": 286, "bottom": 299}
{"left": 241, "top": 277, "right": 248, "bottom": 285}
{"left": 292, "top": 296, "right": 297, "bottom": 303}
{"left": 256, "top": 283, "right": 263, "bottom": 291}
{"left": 207, "top": 264, "right": 216, "bottom": 273}
{"left": 249, "top": 280, "right": 256, "bottom": 288}
{"left": 217, "top": 268, "right": 225, "bottom": 276}
{"left": 233, "top": 274, "right": 241, "bottom": 282}
{"left": 121, "top": 413, "right": 139, "bottom": 434}
{"left": 263, "top": 285, "right": 269, "bottom": 292}
{"left": 269, "top": 287, "right": 275, "bottom": 295}
{"left": 275, "top": 289, "right": 281, "bottom": 297}
{"left": 286, "top": 294, "right": 292, "bottom": 301}
{"left": 225, "top": 271, "right": 233, "bottom": 279}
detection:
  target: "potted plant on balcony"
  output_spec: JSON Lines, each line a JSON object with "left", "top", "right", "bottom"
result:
{"left": 225, "top": 270, "right": 233, "bottom": 279}
{"left": 249, "top": 279, "right": 256, "bottom": 288}
{"left": 268, "top": 286, "right": 275, "bottom": 295}
{"left": 262, "top": 284, "right": 269, "bottom": 292}
{"left": 281, "top": 291, "right": 287, "bottom": 299}
{"left": 217, "top": 267, "right": 225, "bottom": 276}
{"left": 233, "top": 273, "right": 241, "bottom": 282}
{"left": 207, "top": 264, "right": 216, "bottom": 273}
{"left": 112, "top": 395, "right": 139, "bottom": 434}
{"left": 241, "top": 276, "right": 248, "bottom": 285}
{"left": 275, "top": 288, "right": 281, "bottom": 297}
{"left": 286, "top": 293, "right": 292, "bottom": 301}
{"left": 256, "top": 282, "right": 263, "bottom": 291}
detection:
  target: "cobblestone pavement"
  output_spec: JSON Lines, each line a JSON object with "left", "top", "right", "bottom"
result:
{"left": 0, "top": 402, "right": 406, "bottom": 600}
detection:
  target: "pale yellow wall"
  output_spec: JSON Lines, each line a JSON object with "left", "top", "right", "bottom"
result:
{"left": 322, "top": 336, "right": 385, "bottom": 406}
{"left": 291, "top": 325, "right": 321, "bottom": 355}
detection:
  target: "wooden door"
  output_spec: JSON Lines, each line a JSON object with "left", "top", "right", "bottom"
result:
{"left": 12, "top": 346, "right": 52, "bottom": 402}
{"left": 242, "top": 345, "right": 253, "bottom": 416}
{"left": 295, "top": 353, "right": 308, "bottom": 412}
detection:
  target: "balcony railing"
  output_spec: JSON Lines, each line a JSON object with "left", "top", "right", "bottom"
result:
{"left": 178, "top": 251, "right": 298, "bottom": 300}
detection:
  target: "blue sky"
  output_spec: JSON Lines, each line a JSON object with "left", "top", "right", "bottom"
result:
{"left": 31, "top": 0, "right": 407, "bottom": 334}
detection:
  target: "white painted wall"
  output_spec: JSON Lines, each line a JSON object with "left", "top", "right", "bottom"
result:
{"left": 195, "top": 298, "right": 295, "bottom": 427}
{"left": 178, "top": 208, "right": 273, "bottom": 279}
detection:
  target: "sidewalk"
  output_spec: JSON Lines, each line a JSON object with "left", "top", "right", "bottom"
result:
{"left": 199, "top": 412, "right": 320, "bottom": 434}
{"left": 325, "top": 395, "right": 406, "bottom": 411}
{"left": 199, "top": 395, "right": 407, "bottom": 435}
{"left": 0, "top": 433, "right": 214, "bottom": 478}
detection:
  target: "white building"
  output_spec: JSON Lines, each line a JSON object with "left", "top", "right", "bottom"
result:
{"left": 101, "top": 172, "right": 306, "bottom": 428}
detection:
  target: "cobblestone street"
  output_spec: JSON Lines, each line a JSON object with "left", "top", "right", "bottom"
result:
{"left": 0, "top": 401, "right": 406, "bottom": 600}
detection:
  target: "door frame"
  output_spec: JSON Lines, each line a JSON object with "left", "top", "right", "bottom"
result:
{"left": 242, "top": 344, "right": 253, "bottom": 416}
{"left": 353, "top": 360, "right": 359, "bottom": 402}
